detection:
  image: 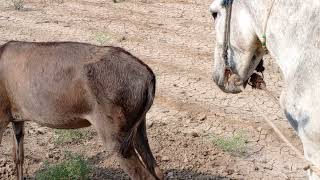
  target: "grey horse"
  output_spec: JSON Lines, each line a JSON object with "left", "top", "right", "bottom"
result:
{"left": 210, "top": 0, "right": 320, "bottom": 179}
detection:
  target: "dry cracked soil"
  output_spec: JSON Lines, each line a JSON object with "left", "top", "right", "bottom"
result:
{"left": 0, "top": 0, "right": 307, "bottom": 179}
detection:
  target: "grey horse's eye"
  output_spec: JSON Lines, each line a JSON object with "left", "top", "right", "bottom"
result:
{"left": 212, "top": 12, "right": 218, "bottom": 19}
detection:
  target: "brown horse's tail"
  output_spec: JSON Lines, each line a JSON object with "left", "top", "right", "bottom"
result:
{"left": 120, "top": 75, "right": 161, "bottom": 180}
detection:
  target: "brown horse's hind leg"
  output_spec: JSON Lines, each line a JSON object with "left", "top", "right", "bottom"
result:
{"left": 88, "top": 109, "right": 157, "bottom": 180}
{"left": 12, "top": 121, "right": 24, "bottom": 180}
{"left": 118, "top": 148, "right": 157, "bottom": 180}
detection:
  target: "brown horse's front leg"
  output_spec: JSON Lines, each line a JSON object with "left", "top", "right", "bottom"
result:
{"left": 12, "top": 121, "right": 24, "bottom": 180}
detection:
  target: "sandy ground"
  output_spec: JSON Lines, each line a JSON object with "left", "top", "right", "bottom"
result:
{"left": 0, "top": 0, "right": 307, "bottom": 179}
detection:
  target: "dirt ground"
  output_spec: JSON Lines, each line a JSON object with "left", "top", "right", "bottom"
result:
{"left": 0, "top": 0, "right": 307, "bottom": 179}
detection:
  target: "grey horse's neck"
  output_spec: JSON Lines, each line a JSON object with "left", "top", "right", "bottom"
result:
{"left": 244, "top": 0, "right": 320, "bottom": 80}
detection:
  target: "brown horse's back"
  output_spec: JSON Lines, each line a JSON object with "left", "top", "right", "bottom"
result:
{"left": 0, "top": 41, "right": 153, "bottom": 128}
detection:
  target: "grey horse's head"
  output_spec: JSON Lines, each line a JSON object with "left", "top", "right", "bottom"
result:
{"left": 210, "top": 0, "right": 265, "bottom": 93}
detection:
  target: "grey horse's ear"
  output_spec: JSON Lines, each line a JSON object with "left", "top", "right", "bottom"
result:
{"left": 222, "top": 0, "right": 233, "bottom": 7}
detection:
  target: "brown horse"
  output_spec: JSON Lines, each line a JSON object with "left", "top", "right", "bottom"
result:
{"left": 0, "top": 41, "right": 163, "bottom": 180}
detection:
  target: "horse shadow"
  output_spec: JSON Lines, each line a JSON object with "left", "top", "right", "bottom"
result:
{"left": 87, "top": 152, "right": 231, "bottom": 180}
{"left": 90, "top": 166, "right": 232, "bottom": 180}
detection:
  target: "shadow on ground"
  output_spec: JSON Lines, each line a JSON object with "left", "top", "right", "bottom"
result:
{"left": 87, "top": 152, "right": 230, "bottom": 179}
{"left": 87, "top": 152, "right": 231, "bottom": 180}
{"left": 91, "top": 167, "right": 230, "bottom": 180}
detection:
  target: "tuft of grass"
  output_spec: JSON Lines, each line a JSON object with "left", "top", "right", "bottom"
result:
{"left": 53, "top": 129, "right": 95, "bottom": 145}
{"left": 11, "top": 0, "right": 24, "bottom": 10}
{"left": 36, "top": 153, "right": 91, "bottom": 180}
{"left": 94, "top": 32, "right": 112, "bottom": 45}
{"left": 211, "top": 132, "right": 246, "bottom": 155}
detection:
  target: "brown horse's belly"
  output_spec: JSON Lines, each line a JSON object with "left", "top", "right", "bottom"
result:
{"left": 34, "top": 117, "right": 91, "bottom": 129}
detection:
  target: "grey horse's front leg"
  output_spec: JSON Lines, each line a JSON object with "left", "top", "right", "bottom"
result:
{"left": 12, "top": 121, "right": 24, "bottom": 180}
